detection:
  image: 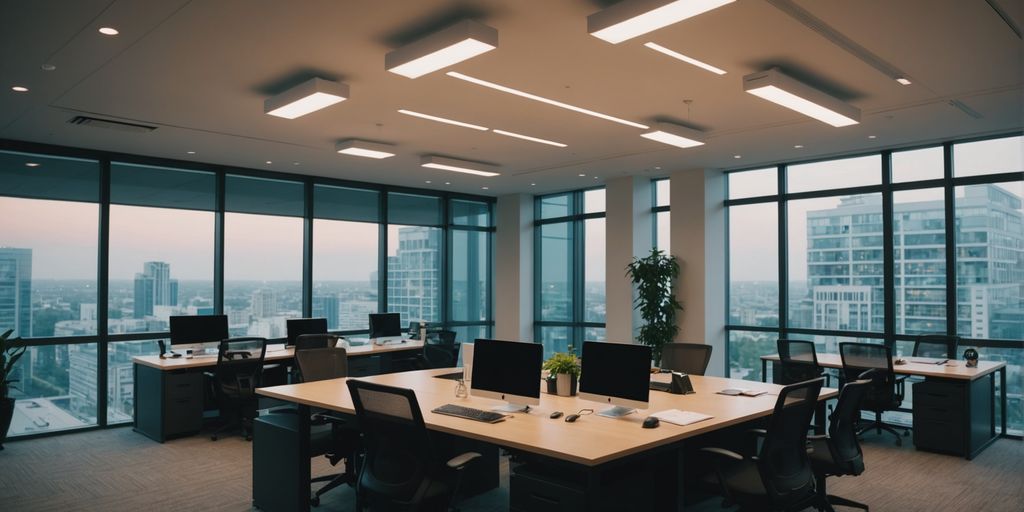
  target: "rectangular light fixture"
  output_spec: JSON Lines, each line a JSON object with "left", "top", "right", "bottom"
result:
{"left": 335, "top": 139, "right": 396, "bottom": 159}
{"left": 588, "top": 0, "right": 735, "bottom": 44}
{"left": 743, "top": 68, "right": 860, "bottom": 127}
{"left": 264, "top": 78, "right": 349, "bottom": 119}
{"left": 386, "top": 20, "right": 498, "bottom": 78}
{"left": 398, "top": 109, "right": 488, "bottom": 131}
{"left": 644, "top": 42, "right": 726, "bottom": 75}
{"left": 640, "top": 122, "right": 705, "bottom": 148}
{"left": 446, "top": 72, "right": 648, "bottom": 129}
{"left": 895, "top": 77, "right": 912, "bottom": 85}
{"left": 492, "top": 129, "right": 566, "bottom": 147}
{"left": 421, "top": 156, "right": 500, "bottom": 177}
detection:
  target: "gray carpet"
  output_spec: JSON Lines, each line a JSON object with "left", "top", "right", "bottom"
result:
{"left": 0, "top": 426, "right": 1020, "bottom": 511}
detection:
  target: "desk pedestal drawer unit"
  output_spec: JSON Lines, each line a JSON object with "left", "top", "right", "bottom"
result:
{"left": 134, "top": 365, "right": 203, "bottom": 442}
{"left": 913, "top": 378, "right": 992, "bottom": 458}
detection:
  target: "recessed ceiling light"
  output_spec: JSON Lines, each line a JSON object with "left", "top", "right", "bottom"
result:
{"left": 264, "top": 78, "right": 349, "bottom": 119}
{"left": 186, "top": 151, "right": 195, "bottom": 155}
{"left": 293, "top": 162, "right": 300, "bottom": 166}
{"left": 895, "top": 77, "right": 912, "bottom": 86}
{"left": 40, "top": 64, "right": 56, "bottom": 71}
{"left": 492, "top": 129, "right": 567, "bottom": 147}
{"left": 335, "top": 139, "right": 396, "bottom": 159}
{"left": 794, "top": 145, "right": 804, "bottom": 149}
{"left": 398, "top": 109, "right": 487, "bottom": 131}
{"left": 11, "top": 86, "right": 28, "bottom": 92}
{"left": 25, "top": 162, "right": 40, "bottom": 167}
{"left": 98, "top": 27, "right": 119, "bottom": 36}
{"left": 421, "top": 155, "right": 500, "bottom": 177}
{"left": 593, "top": 176, "right": 599, "bottom": 180}
{"left": 641, "top": 122, "right": 705, "bottom": 149}
{"left": 868, "top": 135, "right": 877, "bottom": 139}
{"left": 655, "top": 166, "right": 662, "bottom": 170}
{"left": 265, "top": 160, "right": 272, "bottom": 164}
{"left": 446, "top": 72, "right": 648, "bottom": 129}
{"left": 578, "top": 173, "right": 587, "bottom": 177}
{"left": 644, "top": 42, "right": 726, "bottom": 75}
{"left": 425, "top": 180, "right": 432, "bottom": 184}
{"left": 744, "top": 68, "right": 860, "bottom": 127}
{"left": 482, "top": 186, "right": 489, "bottom": 190}
{"left": 588, "top": 0, "right": 736, "bottom": 44}
{"left": 530, "top": 183, "right": 536, "bottom": 186}
{"left": 445, "top": 182, "right": 451, "bottom": 185}
{"left": 734, "top": 155, "right": 742, "bottom": 159}
{"left": 386, "top": 20, "right": 498, "bottom": 79}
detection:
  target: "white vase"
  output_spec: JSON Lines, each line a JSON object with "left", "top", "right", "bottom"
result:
{"left": 556, "top": 373, "right": 573, "bottom": 397}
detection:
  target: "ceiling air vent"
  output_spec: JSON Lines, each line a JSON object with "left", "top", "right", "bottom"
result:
{"left": 67, "top": 116, "right": 157, "bottom": 133}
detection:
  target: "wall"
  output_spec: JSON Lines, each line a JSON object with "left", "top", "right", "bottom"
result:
{"left": 494, "top": 194, "right": 534, "bottom": 341}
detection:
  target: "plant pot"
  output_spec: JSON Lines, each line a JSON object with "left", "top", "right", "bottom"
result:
{"left": 0, "top": 397, "right": 14, "bottom": 450}
{"left": 555, "top": 373, "right": 577, "bottom": 397}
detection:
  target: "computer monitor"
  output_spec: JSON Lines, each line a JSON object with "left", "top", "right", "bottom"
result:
{"left": 368, "top": 313, "right": 402, "bottom": 340}
{"left": 169, "top": 315, "right": 229, "bottom": 347}
{"left": 286, "top": 318, "right": 328, "bottom": 346}
{"left": 470, "top": 339, "right": 543, "bottom": 413}
{"left": 579, "top": 341, "right": 651, "bottom": 418}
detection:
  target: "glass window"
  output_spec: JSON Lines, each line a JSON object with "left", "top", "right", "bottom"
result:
{"left": 451, "top": 325, "right": 490, "bottom": 346}
{"left": 8, "top": 343, "right": 98, "bottom": 436}
{"left": 728, "top": 167, "right": 777, "bottom": 199}
{"left": 728, "top": 331, "right": 776, "bottom": 381}
{"left": 387, "top": 225, "right": 442, "bottom": 325}
{"left": 538, "top": 326, "right": 572, "bottom": 359}
{"left": 788, "top": 194, "right": 884, "bottom": 332}
{"left": 655, "top": 179, "right": 670, "bottom": 207}
{"left": 894, "top": 188, "right": 946, "bottom": 335}
{"left": 451, "top": 199, "right": 490, "bottom": 227}
{"left": 787, "top": 155, "right": 881, "bottom": 194}
{"left": 538, "top": 222, "right": 573, "bottom": 322}
{"left": 224, "top": 213, "right": 304, "bottom": 338}
{"left": 111, "top": 163, "right": 215, "bottom": 211}
{"left": 584, "top": 188, "right": 605, "bottom": 214}
{"left": 108, "top": 206, "right": 215, "bottom": 333}
{"left": 0, "top": 197, "right": 98, "bottom": 338}
{"left": 451, "top": 230, "right": 489, "bottom": 322}
{"left": 892, "top": 147, "right": 943, "bottom": 183}
{"left": 388, "top": 192, "right": 442, "bottom": 226}
{"left": 312, "top": 220, "right": 379, "bottom": 331}
{"left": 225, "top": 175, "right": 304, "bottom": 217}
{"left": 539, "top": 193, "right": 572, "bottom": 219}
{"left": 655, "top": 211, "right": 670, "bottom": 253}
{"left": 0, "top": 151, "right": 99, "bottom": 202}
{"left": 729, "top": 203, "right": 778, "bottom": 327}
{"left": 954, "top": 136, "right": 1023, "bottom": 177}
{"left": 107, "top": 339, "right": 160, "bottom": 424}
{"left": 314, "top": 185, "right": 379, "bottom": 223}
{"left": 584, "top": 218, "right": 605, "bottom": 323}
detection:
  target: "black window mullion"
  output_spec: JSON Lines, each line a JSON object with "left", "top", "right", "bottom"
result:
{"left": 214, "top": 172, "right": 225, "bottom": 315}
{"left": 302, "top": 181, "right": 313, "bottom": 318}
{"left": 778, "top": 164, "right": 789, "bottom": 340}
{"left": 882, "top": 151, "right": 896, "bottom": 349}
{"left": 96, "top": 159, "right": 111, "bottom": 428}
{"left": 943, "top": 142, "right": 958, "bottom": 337}
{"left": 379, "top": 192, "right": 389, "bottom": 315}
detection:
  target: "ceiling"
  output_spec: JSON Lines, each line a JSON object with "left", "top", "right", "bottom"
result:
{"left": 1, "top": 0, "right": 1021, "bottom": 196}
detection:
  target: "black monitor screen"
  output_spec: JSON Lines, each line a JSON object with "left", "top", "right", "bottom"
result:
{"left": 471, "top": 339, "right": 543, "bottom": 400}
{"left": 169, "top": 315, "right": 229, "bottom": 346}
{"left": 368, "top": 313, "right": 402, "bottom": 339}
{"left": 579, "top": 341, "right": 651, "bottom": 403}
{"left": 286, "top": 318, "right": 328, "bottom": 346}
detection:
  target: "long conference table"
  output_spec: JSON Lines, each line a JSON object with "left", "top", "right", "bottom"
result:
{"left": 257, "top": 368, "right": 837, "bottom": 512}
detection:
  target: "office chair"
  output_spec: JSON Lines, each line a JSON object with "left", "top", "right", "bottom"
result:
{"left": 808, "top": 375, "right": 873, "bottom": 511}
{"left": 346, "top": 379, "right": 481, "bottom": 511}
{"left": 912, "top": 334, "right": 958, "bottom": 360}
{"left": 777, "top": 339, "right": 830, "bottom": 386}
{"left": 839, "top": 342, "right": 909, "bottom": 446}
{"left": 660, "top": 342, "right": 713, "bottom": 375}
{"left": 421, "top": 330, "right": 460, "bottom": 369}
{"left": 295, "top": 333, "right": 338, "bottom": 351}
{"left": 209, "top": 337, "right": 266, "bottom": 441}
{"left": 295, "top": 347, "right": 358, "bottom": 507}
{"left": 700, "top": 377, "right": 826, "bottom": 511}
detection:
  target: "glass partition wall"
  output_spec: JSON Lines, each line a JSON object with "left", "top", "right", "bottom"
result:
{"left": 0, "top": 141, "right": 494, "bottom": 439}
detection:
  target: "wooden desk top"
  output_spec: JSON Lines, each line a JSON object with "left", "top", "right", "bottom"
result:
{"left": 257, "top": 368, "right": 837, "bottom": 467}
{"left": 132, "top": 339, "right": 424, "bottom": 370}
{"left": 760, "top": 352, "right": 1005, "bottom": 380}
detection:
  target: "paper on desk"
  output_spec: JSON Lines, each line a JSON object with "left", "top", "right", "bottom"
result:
{"left": 650, "top": 409, "right": 713, "bottom": 426}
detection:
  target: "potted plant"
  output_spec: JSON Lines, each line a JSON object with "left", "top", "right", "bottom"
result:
{"left": 1, "top": 329, "right": 26, "bottom": 450}
{"left": 543, "top": 351, "right": 580, "bottom": 397}
{"left": 626, "top": 248, "right": 682, "bottom": 366}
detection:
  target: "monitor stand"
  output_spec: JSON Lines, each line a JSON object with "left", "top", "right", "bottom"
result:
{"left": 491, "top": 403, "right": 530, "bottom": 414}
{"left": 597, "top": 406, "right": 636, "bottom": 418}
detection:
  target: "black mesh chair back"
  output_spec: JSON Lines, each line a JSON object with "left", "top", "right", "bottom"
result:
{"left": 913, "top": 334, "right": 958, "bottom": 359}
{"left": 346, "top": 379, "right": 438, "bottom": 504}
{"left": 839, "top": 342, "right": 898, "bottom": 409}
{"left": 422, "top": 330, "right": 460, "bottom": 369}
{"left": 295, "top": 347, "right": 348, "bottom": 382}
{"left": 777, "top": 339, "right": 823, "bottom": 384}
{"left": 294, "top": 333, "right": 337, "bottom": 351}
{"left": 660, "top": 342, "right": 713, "bottom": 375}
{"left": 757, "top": 377, "right": 824, "bottom": 507}
{"left": 826, "top": 377, "right": 872, "bottom": 476}
{"left": 214, "top": 337, "right": 267, "bottom": 402}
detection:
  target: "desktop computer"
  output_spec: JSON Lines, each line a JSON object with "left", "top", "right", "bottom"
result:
{"left": 168, "top": 315, "right": 229, "bottom": 357}
{"left": 579, "top": 341, "right": 652, "bottom": 418}
{"left": 286, "top": 317, "right": 328, "bottom": 346}
{"left": 470, "top": 339, "right": 543, "bottom": 413}
{"left": 368, "top": 312, "right": 403, "bottom": 344}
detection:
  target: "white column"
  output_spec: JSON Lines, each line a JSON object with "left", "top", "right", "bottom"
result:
{"left": 670, "top": 169, "right": 727, "bottom": 376}
{"left": 494, "top": 194, "right": 534, "bottom": 341}
{"left": 604, "top": 176, "right": 652, "bottom": 343}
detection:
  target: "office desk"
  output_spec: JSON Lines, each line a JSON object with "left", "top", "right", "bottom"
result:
{"left": 132, "top": 340, "right": 423, "bottom": 442}
{"left": 760, "top": 353, "right": 1006, "bottom": 459}
{"left": 257, "top": 369, "right": 837, "bottom": 511}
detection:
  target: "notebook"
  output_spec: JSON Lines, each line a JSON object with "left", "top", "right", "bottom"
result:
{"left": 716, "top": 388, "right": 767, "bottom": 397}
{"left": 650, "top": 409, "right": 713, "bottom": 426}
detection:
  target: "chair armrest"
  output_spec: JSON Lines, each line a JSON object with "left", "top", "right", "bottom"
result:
{"left": 312, "top": 412, "right": 348, "bottom": 426}
{"left": 746, "top": 428, "right": 767, "bottom": 437}
{"left": 446, "top": 451, "right": 482, "bottom": 470}
{"left": 700, "top": 447, "right": 744, "bottom": 462}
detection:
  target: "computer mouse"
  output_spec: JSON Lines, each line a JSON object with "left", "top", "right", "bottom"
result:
{"left": 550, "top": 411, "right": 563, "bottom": 419}
{"left": 642, "top": 417, "right": 660, "bottom": 429}
{"left": 894, "top": 358, "right": 907, "bottom": 365}
{"left": 564, "top": 414, "right": 580, "bottom": 423}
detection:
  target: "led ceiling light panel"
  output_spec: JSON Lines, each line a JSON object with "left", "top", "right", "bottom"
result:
{"left": 421, "top": 156, "right": 500, "bottom": 177}
{"left": 446, "top": 72, "right": 648, "bottom": 129}
{"left": 386, "top": 20, "right": 498, "bottom": 78}
{"left": 588, "top": 0, "right": 735, "bottom": 44}
{"left": 640, "top": 122, "right": 705, "bottom": 148}
{"left": 492, "top": 129, "right": 566, "bottom": 147}
{"left": 335, "top": 140, "right": 396, "bottom": 159}
{"left": 398, "top": 109, "right": 488, "bottom": 131}
{"left": 264, "top": 78, "right": 349, "bottom": 119}
{"left": 743, "top": 68, "right": 860, "bottom": 127}
{"left": 644, "top": 42, "right": 726, "bottom": 75}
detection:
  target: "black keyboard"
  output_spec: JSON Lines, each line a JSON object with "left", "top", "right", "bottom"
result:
{"left": 431, "top": 404, "right": 506, "bottom": 423}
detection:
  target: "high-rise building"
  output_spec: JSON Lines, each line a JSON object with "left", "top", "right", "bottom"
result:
{"left": 251, "top": 288, "right": 278, "bottom": 318}
{"left": 133, "top": 261, "right": 177, "bottom": 318}
{"left": 387, "top": 227, "right": 440, "bottom": 323}
{"left": 0, "top": 247, "right": 32, "bottom": 338}
{"left": 312, "top": 295, "right": 339, "bottom": 328}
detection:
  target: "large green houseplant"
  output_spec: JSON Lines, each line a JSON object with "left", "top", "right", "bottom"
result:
{"left": 625, "top": 248, "right": 682, "bottom": 365}
{"left": 1, "top": 329, "right": 27, "bottom": 450}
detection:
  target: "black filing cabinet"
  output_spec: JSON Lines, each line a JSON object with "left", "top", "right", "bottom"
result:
{"left": 134, "top": 364, "right": 204, "bottom": 442}
{"left": 913, "top": 377, "right": 992, "bottom": 458}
